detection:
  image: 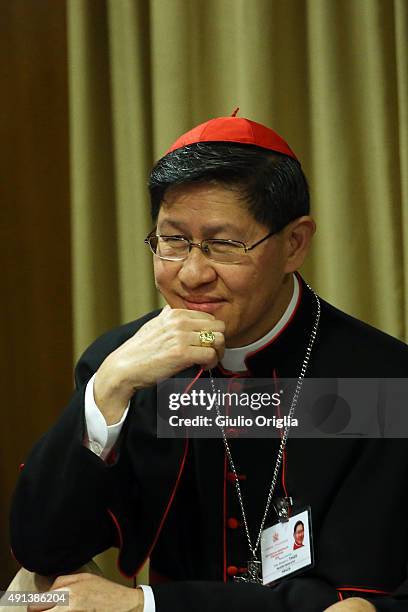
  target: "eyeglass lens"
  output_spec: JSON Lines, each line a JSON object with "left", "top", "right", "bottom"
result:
{"left": 151, "top": 236, "right": 245, "bottom": 263}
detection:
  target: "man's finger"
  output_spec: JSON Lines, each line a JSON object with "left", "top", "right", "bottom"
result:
{"left": 190, "top": 331, "right": 224, "bottom": 349}
{"left": 189, "top": 346, "right": 220, "bottom": 365}
{"left": 27, "top": 596, "right": 57, "bottom": 611}
{"left": 167, "top": 308, "right": 216, "bottom": 320}
{"left": 181, "top": 319, "right": 225, "bottom": 333}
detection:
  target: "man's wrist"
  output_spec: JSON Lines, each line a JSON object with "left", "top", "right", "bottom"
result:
{"left": 94, "top": 365, "right": 133, "bottom": 425}
{"left": 131, "top": 586, "right": 144, "bottom": 612}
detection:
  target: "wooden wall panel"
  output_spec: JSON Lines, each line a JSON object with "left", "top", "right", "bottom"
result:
{"left": 0, "top": 0, "right": 72, "bottom": 587}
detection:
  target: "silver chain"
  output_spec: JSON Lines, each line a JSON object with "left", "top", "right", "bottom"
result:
{"left": 209, "top": 284, "right": 321, "bottom": 561}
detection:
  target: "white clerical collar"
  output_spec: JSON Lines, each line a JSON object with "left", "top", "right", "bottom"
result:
{"left": 221, "top": 274, "right": 300, "bottom": 373}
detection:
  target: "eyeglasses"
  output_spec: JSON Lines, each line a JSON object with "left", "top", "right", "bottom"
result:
{"left": 144, "top": 229, "right": 276, "bottom": 264}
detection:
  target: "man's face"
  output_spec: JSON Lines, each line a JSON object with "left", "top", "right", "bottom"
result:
{"left": 154, "top": 182, "right": 294, "bottom": 348}
{"left": 294, "top": 524, "right": 304, "bottom": 546}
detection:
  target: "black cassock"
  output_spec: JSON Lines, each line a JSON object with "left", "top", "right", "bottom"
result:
{"left": 10, "top": 277, "right": 408, "bottom": 611}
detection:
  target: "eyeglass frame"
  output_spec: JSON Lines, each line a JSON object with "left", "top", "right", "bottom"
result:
{"left": 144, "top": 228, "right": 277, "bottom": 264}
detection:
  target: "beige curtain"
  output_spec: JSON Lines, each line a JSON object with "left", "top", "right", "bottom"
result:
{"left": 67, "top": 0, "right": 408, "bottom": 582}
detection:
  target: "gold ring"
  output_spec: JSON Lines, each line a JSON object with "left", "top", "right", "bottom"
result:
{"left": 199, "top": 330, "right": 216, "bottom": 347}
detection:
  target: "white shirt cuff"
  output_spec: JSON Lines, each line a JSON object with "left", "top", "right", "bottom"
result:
{"left": 138, "top": 585, "right": 155, "bottom": 612}
{"left": 84, "top": 373, "right": 129, "bottom": 460}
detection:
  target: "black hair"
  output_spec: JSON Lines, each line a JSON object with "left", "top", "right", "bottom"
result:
{"left": 148, "top": 142, "right": 310, "bottom": 233}
{"left": 293, "top": 520, "right": 304, "bottom": 533}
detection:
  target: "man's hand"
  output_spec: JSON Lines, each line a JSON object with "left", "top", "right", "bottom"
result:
{"left": 324, "top": 597, "right": 376, "bottom": 611}
{"left": 94, "top": 306, "right": 225, "bottom": 424}
{"left": 27, "top": 573, "right": 144, "bottom": 612}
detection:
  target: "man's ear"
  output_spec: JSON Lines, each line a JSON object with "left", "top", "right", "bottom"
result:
{"left": 283, "top": 216, "right": 316, "bottom": 273}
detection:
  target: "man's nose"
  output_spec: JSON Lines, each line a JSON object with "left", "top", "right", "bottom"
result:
{"left": 177, "top": 247, "right": 217, "bottom": 287}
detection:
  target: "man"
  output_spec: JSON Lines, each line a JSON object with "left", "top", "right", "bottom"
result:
{"left": 10, "top": 115, "right": 408, "bottom": 612}
{"left": 293, "top": 521, "right": 305, "bottom": 551}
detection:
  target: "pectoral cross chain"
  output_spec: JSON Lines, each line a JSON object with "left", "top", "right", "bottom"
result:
{"left": 233, "top": 559, "right": 262, "bottom": 584}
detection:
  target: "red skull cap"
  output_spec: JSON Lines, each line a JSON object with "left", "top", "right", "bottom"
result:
{"left": 165, "top": 115, "right": 298, "bottom": 160}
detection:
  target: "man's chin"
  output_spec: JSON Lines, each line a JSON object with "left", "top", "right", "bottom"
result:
{"left": 184, "top": 301, "right": 225, "bottom": 316}
{"left": 169, "top": 295, "right": 227, "bottom": 316}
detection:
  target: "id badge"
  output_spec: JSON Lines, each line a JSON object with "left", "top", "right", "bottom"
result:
{"left": 261, "top": 507, "right": 314, "bottom": 586}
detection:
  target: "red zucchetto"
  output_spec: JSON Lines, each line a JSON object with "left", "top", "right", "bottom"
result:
{"left": 165, "top": 113, "right": 298, "bottom": 160}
